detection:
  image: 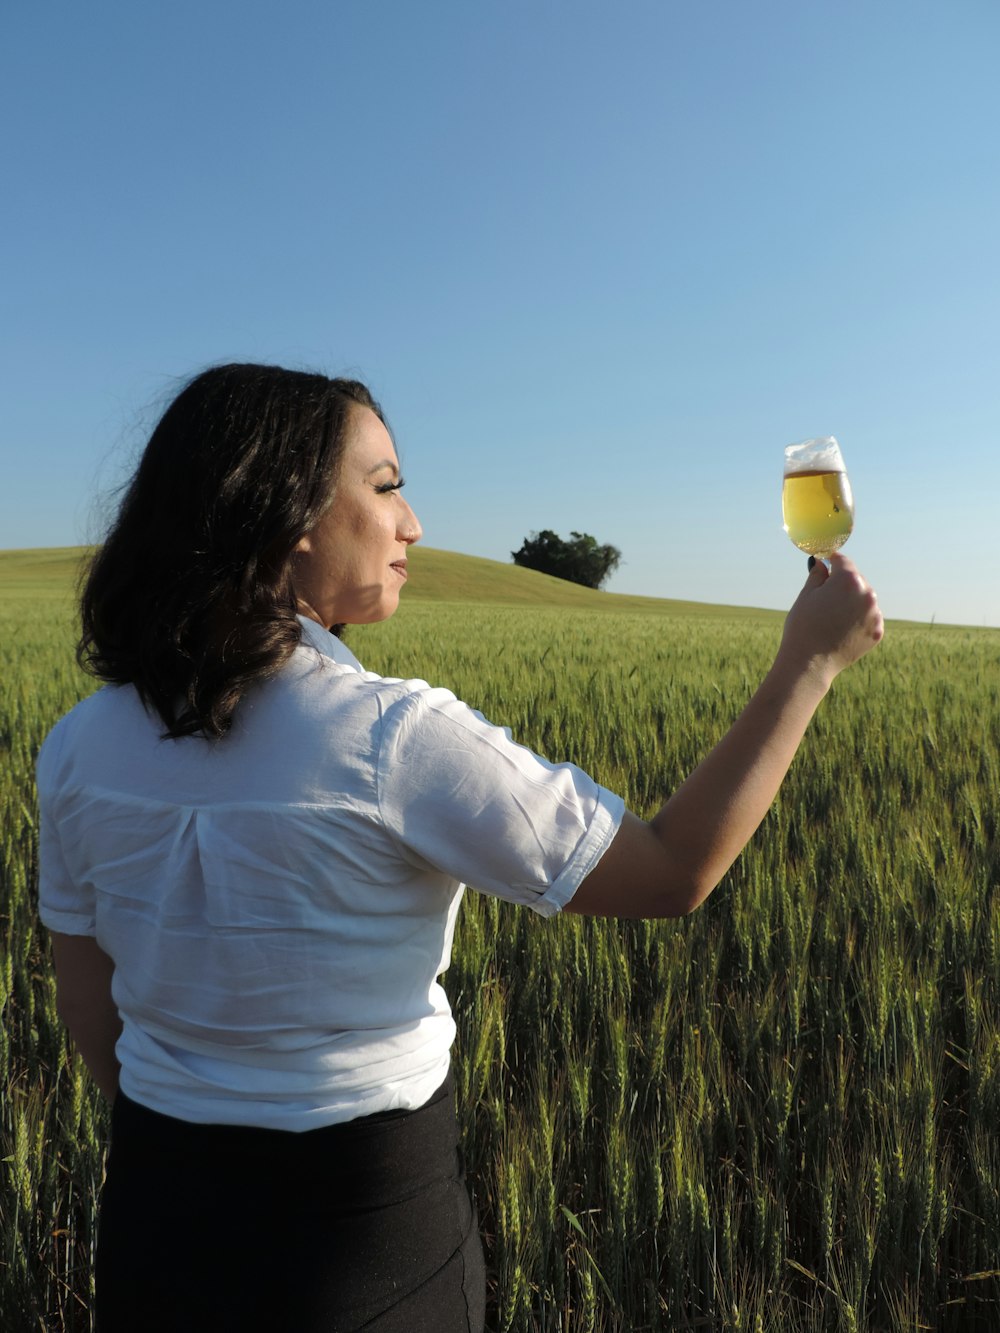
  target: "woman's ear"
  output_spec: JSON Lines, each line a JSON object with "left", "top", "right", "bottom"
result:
{"left": 293, "top": 533, "right": 313, "bottom": 554}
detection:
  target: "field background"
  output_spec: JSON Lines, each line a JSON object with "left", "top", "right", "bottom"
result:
{"left": 2, "top": 546, "right": 998, "bottom": 1331}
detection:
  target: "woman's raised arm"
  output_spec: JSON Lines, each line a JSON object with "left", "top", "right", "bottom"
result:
{"left": 566, "top": 554, "right": 883, "bottom": 919}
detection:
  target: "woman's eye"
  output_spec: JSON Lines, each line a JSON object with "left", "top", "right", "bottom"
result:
{"left": 375, "top": 479, "right": 405, "bottom": 495}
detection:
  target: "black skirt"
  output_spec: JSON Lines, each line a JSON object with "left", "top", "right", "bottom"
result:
{"left": 96, "top": 1070, "right": 486, "bottom": 1332}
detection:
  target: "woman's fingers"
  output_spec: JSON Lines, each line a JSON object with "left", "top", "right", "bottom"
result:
{"left": 782, "top": 553, "right": 884, "bottom": 675}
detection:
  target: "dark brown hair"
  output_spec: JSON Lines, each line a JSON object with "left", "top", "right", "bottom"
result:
{"left": 78, "top": 363, "right": 383, "bottom": 739}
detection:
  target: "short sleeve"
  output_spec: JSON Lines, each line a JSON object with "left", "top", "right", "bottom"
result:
{"left": 36, "top": 729, "right": 97, "bottom": 937}
{"left": 375, "top": 688, "right": 625, "bottom": 916}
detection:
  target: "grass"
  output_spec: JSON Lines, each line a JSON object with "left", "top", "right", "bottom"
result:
{"left": 2, "top": 547, "right": 998, "bottom": 1330}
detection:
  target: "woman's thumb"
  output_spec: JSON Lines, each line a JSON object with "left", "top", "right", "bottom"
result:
{"left": 805, "top": 557, "right": 829, "bottom": 589}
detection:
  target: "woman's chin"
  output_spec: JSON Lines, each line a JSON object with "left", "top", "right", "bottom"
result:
{"left": 344, "top": 596, "right": 402, "bottom": 627}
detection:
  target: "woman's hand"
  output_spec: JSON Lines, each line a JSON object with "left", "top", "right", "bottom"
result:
{"left": 777, "top": 554, "right": 884, "bottom": 688}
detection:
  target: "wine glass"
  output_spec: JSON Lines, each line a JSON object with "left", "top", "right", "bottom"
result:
{"left": 782, "top": 436, "right": 854, "bottom": 569}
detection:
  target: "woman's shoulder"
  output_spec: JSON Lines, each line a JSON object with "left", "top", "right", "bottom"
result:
{"left": 284, "top": 645, "right": 447, "bottom": 718}
{"left": 37, "top": 684, "right": 140, "bottom": 781}
{"left": 289, "top": 617, "right": 452, "bottom": 712}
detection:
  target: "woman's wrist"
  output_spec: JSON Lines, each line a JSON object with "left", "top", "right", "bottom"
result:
{"left": 769, "top": 644, "right": 839, "bottom": 701}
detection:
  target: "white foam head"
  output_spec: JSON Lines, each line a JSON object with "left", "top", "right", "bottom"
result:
{"left": 783, "top": 436, "right": 844, "bottom": 475}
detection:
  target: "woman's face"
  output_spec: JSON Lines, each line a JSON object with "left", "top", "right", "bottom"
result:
{"left": 291, "top": 405, "right": 422, "bottom": 628}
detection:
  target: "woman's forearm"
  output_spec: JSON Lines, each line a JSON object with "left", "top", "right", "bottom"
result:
{"left": 50, "top": 933, "right": 123, "bottom": 1101}
{"left": 647, "top": 651, "right": 832, "bottom": 910}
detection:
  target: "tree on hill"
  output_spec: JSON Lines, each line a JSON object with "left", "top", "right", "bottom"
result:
{"left": 511, "top": 530, "right": 622, "bottom": 590}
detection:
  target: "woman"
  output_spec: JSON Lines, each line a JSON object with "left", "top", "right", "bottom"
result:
{"left": 37, "top": 363, "right": 883, "bottom": 1331}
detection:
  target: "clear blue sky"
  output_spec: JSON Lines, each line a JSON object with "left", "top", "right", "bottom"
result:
{"left": 3, "top": 0, "right": 998, "bottom": 626}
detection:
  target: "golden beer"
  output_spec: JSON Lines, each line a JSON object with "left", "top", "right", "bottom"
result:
{"left": 781, "top": 469, "right": 854, "bottom": 557}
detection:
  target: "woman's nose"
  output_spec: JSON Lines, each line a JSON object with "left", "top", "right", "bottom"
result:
{"left": 400, "top": 499, "right": 422, "bottom": 544}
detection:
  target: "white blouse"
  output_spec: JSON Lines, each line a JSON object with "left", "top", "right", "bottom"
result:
{"left": 37, "top": 616, "right": 624, "bottom": 1130}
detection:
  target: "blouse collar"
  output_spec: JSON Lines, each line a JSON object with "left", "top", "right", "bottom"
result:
{"left": 296, "top": 615, "right": 365, "bottom": 673}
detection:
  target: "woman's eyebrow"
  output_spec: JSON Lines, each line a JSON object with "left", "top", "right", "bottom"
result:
{"left": 365, "top": 458, "right": 400, "bottom": 478}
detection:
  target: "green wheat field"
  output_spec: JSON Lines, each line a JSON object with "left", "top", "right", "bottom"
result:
{"left": 2, "top": 546, "right": 999, "bottom": 1331}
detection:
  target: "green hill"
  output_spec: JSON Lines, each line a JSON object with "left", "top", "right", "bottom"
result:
{"left": 0, "top": 547, "right": 92, "bottom": 595}
{"left": 0, "top": 545, "right": 781, "bottom": 620}
{"left": 400, "top": 547, "right": 781, "bottom": 617}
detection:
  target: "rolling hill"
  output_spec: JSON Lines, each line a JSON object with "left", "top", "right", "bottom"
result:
{"left": 0, "top": 545, "right": 781, "bottom": 619}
